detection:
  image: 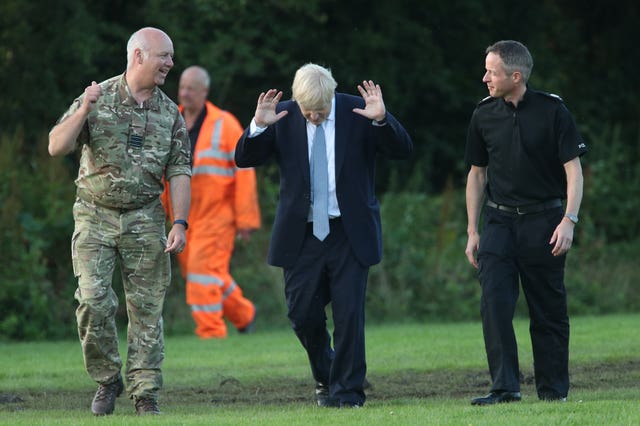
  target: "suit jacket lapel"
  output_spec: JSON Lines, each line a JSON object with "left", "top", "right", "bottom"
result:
{"left": 292, "top": 108, "right": 311, "bottom": 188}
{"left": 334, "top": 94, "right": 347, "bottom": 182}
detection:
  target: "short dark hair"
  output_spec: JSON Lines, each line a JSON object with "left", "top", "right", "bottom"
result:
{"left": 486, "top": 40, "right": 533, "bottom": 83}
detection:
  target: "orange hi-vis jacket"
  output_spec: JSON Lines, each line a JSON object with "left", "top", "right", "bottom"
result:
{"left": 163, "top": 101, "right": 261, "bottom": 338}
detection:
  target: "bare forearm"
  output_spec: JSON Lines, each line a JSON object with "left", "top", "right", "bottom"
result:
{"left": 169, "top": 174, "right": 191, "bottom": 221}
{"left": 466, "top": 166, "right": 487, "bottom": 235}
{"left": 48, "top": 108, "right": 88, "bottom": 157}
{"left": 564, "top": 157, "right": 584, "bottom": 216}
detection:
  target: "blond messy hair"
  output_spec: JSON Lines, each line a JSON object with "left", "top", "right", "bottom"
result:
{"left": 291, "top": 63, "right": 337, "bottom": 111}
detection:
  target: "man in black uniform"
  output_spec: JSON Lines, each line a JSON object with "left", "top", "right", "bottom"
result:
{"left": 464, "top": 40, "right": 587, "bottom": 405}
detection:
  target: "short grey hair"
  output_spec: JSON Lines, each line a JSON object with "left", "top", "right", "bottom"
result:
{"left": 291, "top": 63, "right": 337, "bottom": 111}
{"left": 182, "top": 65, "right": 211, "bottom": 89}
{"left": 126, "top": 28, "right": 152, "bottom": 69}
{"left": 486, "top": 40, "right": 533, "bottom": 83}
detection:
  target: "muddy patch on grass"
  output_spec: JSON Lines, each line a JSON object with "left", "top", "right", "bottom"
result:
{"left": 181, "top": 359, "right": 640, "bottom": 405}
{"left": 0, "top": 394, "right": 24, "bottom": 404}
{"left": 2, "top": 359, "right": 638, "bottom": 412}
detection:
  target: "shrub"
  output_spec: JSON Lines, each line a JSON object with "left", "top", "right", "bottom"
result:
{"left": 2, "top": 123, "right": 640, "bottom": 341}
{"left": 0, "top": 131, "right": 77, "bottom": 340}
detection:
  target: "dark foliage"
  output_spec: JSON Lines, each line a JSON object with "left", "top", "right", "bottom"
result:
{"left": 1, "top": 0, "right": 639, "bottom": 340}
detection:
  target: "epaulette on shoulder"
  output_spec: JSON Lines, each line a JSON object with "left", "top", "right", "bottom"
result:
{"left": 477, "top": 95, "right": 495, "bottom": 106}
{"left": 540, "top": 91, "right": 564, "bottom": 102}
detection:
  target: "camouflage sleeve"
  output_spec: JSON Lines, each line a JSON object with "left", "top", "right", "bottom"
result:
{"left": 56, "top": 95, "right": 90, "bottom": 147}
{"left": 165, "top": 109, "right": 192, "bottom": 180}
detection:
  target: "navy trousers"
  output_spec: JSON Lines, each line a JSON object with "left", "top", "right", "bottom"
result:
{"left": 477, "top": 205, "right": 570, "bottom": 399}
{"left": 283, "top": 218, "right": 368, "bottom": 406}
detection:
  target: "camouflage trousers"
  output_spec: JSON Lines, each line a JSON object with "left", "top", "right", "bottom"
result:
{"left": 72, "top": 197, "right": 170, "bottom": 399}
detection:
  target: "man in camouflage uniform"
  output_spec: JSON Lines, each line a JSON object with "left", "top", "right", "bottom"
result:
{"left": 48, "top": 27, "right": 191, "bottom": 416}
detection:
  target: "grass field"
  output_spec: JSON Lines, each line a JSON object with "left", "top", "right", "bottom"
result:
{"left": 1, "top": 314, "right": 639, "bottom": 425}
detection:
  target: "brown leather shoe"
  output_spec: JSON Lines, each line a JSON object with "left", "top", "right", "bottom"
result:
{"left": 134, "top": 396, "right": 160, "bottom": 415}
{"left": 91, "top": 375, "right": 124, "bottom": 416}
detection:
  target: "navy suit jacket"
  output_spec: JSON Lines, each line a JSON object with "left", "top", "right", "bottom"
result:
{"left": 235, "top": 92, "right": 412, "bottom": 268}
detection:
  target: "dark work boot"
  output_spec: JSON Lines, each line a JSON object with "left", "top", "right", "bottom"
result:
{"left": 134, "top": 396, "right": 160, "bottom": 415}
{"left": 91, "top": 375, "right": 124, "bottom": 416}
{"left": 238, "top": 309, "right": 257, "bottom": 334}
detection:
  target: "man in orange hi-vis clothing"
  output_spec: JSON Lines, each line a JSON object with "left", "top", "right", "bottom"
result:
{"left": 163, "top": 65, "right": 261, "bottom": 338}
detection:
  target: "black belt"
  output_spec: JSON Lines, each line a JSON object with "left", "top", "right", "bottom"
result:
{"left": 486, "top": 199, "right": 562, "bottom": 215}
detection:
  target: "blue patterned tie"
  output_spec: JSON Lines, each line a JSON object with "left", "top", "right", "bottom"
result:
{"left": 311, "top": 124, "right": 329, "bottom": 241}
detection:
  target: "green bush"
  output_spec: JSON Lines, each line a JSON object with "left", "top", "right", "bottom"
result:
{"left": 579, "top": 122, "right": 640, "bottom": 243}
{"left": 369, "top": 188, "right": 480, "bottom": 323}
{"left": 2, "top": 125, "right": 640, "bottom": 341}
{"left": 0, "top": 131, "right": 77, "bottom": 340}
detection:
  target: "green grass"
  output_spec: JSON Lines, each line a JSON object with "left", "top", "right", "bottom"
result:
{"left": 1, "top": 314, "right": 639, "bottom": 425}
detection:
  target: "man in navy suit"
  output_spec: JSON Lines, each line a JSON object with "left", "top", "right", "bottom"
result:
{"left": 235, "top": 63, "right": 412, "bottom": 408}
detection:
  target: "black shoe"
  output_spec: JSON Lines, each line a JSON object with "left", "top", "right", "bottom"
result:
{"left": 315, "top": 382, "right": 335, "bottom": 407}
{"left": 91, "top": 375, "right": 124, "bottom": 416}
{"left": 540, "top": 394, "right": 567, "bottom": 402}
{"left": 471, "top": 391, "right": 521, "bottom": 406}
{"left": 134, "top": 396, "right": 160, "bottom": 415}
{"left": 339, "top": 401, "right": 363, "bottom": 409}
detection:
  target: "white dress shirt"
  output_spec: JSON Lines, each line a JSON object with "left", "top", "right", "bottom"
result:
{"left": 249, "top": 97, "right": 341, "bottom": 220}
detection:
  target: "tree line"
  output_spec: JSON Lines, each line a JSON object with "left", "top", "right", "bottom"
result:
{"left": 1, "top": 0, "right": 639, "bottom": 340}
{"left": 2, "top": 0, "right": 638, "bottom": 194}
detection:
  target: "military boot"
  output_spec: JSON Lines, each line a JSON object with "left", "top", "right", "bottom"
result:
{"left": 91, "top": 375, "right": 124, "bottom": 415}
{"left": 134, "top": 396, "right": 160, "bottom": 415}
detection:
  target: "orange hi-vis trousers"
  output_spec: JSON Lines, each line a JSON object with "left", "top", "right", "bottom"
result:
{"left": 164, "top": 102, "right": 261, "bottom": 338}
{"left": 177, "top": 225, "right": 255, "bottom": 338}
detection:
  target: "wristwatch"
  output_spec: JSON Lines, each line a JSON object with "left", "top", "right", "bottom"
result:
{"left": 564, "top": 214, "right": 579, "bottom": 224}
{"left": 173, "top": 219, "right": 189, "bottom": 230}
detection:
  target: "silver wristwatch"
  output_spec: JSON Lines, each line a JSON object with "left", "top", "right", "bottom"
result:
{"left": 564, "top": 213, "right": 579, "bottom": 224}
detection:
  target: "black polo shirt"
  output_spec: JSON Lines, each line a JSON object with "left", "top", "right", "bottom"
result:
{"left": 465, "top": 88, "right": 587, "bottom": 206}
{"left": 186, "top": 106, "right": 208, "bottom": 162}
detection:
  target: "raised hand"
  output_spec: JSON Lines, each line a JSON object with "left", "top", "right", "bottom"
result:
{"left": 82, "top": 81, "right": 102, "bottom": 113}
{"left": 254, "top": 89, "right": 288, "bottom": 127}
{"left": 352, "top": 80, "right": 386, "bottom": 121}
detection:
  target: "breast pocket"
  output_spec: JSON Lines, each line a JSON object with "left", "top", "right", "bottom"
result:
{"left": 142, "top": 120, "right": 173, "bottom": 175}
{"left": 88, "top": 106, "right": 129, "bottom": 159}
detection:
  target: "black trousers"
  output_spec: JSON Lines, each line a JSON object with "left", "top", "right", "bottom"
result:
{"left": 477, "top": 206, "right": 570, "bottom": 399}
{"left": 283, "top": 218, "right": 368, "bottom": 406}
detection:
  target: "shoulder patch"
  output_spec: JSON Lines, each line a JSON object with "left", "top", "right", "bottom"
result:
{"left": 541, "top": 92, "right": 564, "bottom": 102}
{"left": 478, "top": 95, "right": 495, "bottom": 106}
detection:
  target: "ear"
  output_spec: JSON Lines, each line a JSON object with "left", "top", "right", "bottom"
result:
{"left": 512, "top": 71, "right": 523, "bottom": 84}
{"left": 136, "top": 48, "right": 144, "bottom": 65}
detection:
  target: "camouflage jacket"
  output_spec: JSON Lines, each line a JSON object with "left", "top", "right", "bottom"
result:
{"left": 58, "top": 73, "right": 191, "bottom": 210}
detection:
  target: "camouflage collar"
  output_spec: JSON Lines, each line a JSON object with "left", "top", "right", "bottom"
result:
{"left": 117, "top": 73, "right": 161, "bottom": 111}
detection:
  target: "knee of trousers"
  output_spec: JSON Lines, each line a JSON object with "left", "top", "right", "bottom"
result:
{"left": 288, "top": 311, "right": 326, "bottom": 334}
{"left": 75, "top": 287, "right": 118, "bottom": 317}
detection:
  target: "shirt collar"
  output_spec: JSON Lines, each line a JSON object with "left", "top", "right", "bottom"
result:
{"left": 327, "top": 96, "right": 336, "bottom": 122}
{"left": 502, "top": 86, "right": 530, "bottom": 109}
{"left": 117, "top": 73, "right": 160, "bottom": 111}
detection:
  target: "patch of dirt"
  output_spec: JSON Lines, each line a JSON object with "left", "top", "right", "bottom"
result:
{"left": 0, "top": 394, "right": 24, "bottom": 404}
{"left": 168, "top": 359, "right": 640, "bottom": 405}
{"left": 2, "top": 359, "right": 638, "bottom": 411}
